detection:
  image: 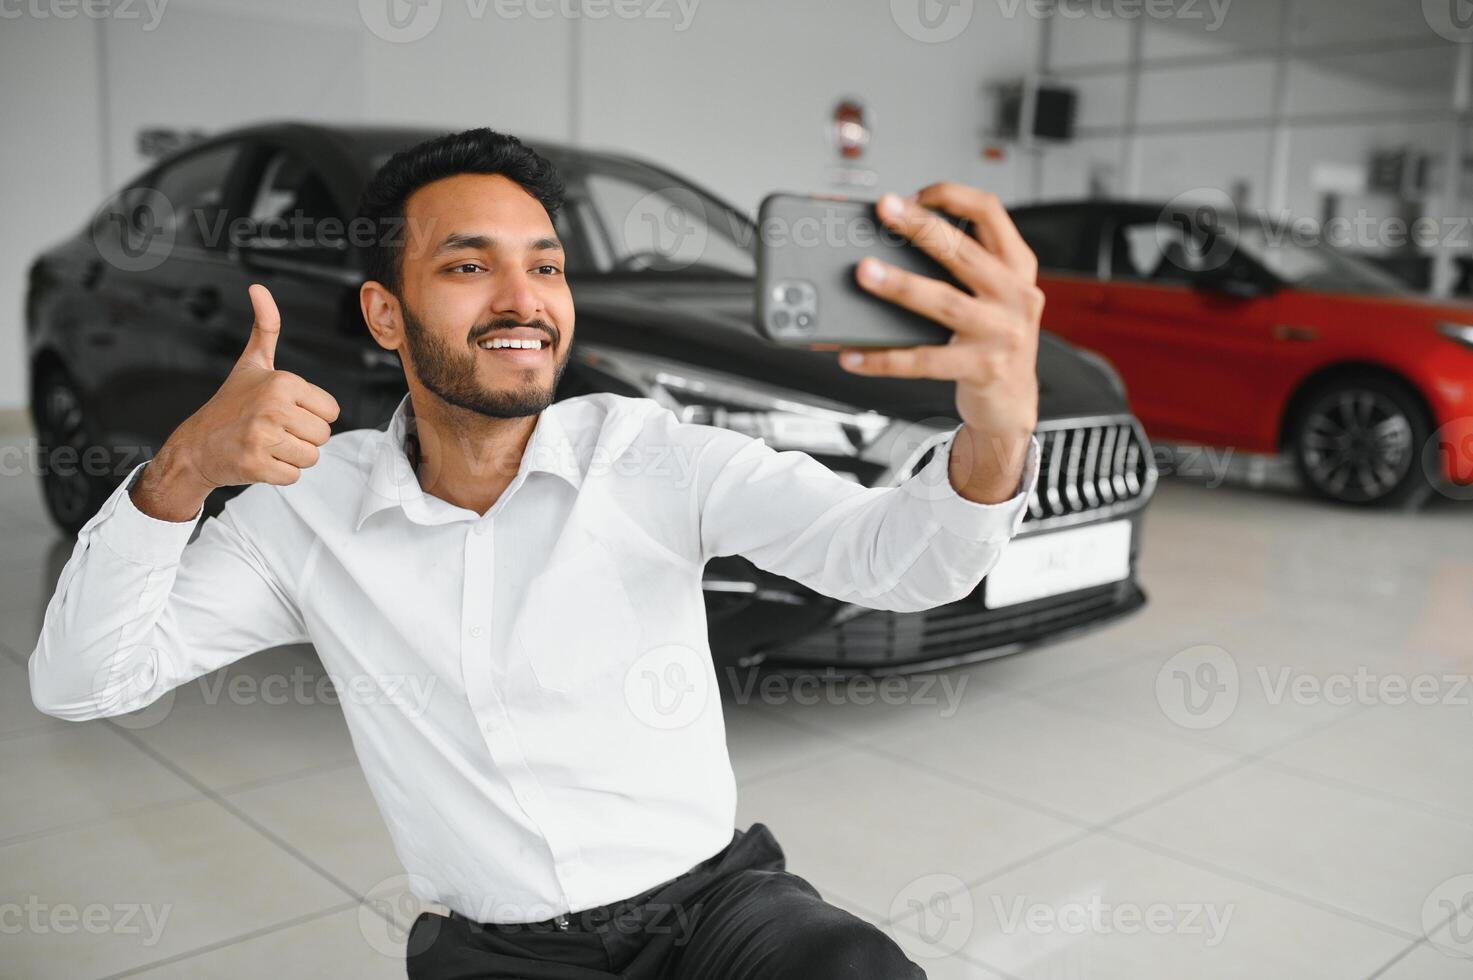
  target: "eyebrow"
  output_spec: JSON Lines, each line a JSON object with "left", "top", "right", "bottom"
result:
{"left": 431, "top": 233, "right": 563, "bottom": 256}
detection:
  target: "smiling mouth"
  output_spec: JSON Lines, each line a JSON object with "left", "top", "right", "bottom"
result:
{"left": 475, "top": 338, "right": 551, "bottom": 363}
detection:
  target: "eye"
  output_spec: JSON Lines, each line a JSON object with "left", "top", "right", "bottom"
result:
{"left": 448, "top": 262, "right": 484, "bottom": 274}
{"left": 534, "top": 264, "right": 563, "bottom": 276}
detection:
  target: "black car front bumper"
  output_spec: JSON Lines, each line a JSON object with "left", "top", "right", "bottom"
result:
{"left": 749, "top": 577, "right": 1147, "bottom": 676}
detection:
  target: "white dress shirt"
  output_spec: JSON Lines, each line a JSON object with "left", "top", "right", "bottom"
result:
{"left": 30, "top": 390, "right": 1039, "bottom": 923}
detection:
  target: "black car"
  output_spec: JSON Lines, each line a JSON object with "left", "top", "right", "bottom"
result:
{"left": 26, "top": 122, "right": 1156, "bottom": 674}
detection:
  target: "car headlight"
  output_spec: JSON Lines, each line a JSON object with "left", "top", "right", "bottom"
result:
{"left": 571, "top": 341, "right": 907, "bottom": 466}
{"left": 655, "top": 378, "right": 890, "bottom": 458}
{"left": 1437, "top": 323, "right": 1473, "bottom": 352}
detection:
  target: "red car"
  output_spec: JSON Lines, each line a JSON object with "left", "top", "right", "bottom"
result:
{"left": 1011, "top": 200, "right": 1473, "bottom": 506}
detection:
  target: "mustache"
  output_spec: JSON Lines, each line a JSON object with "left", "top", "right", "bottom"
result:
{"left": 469, "top": 318, "right": 558, "bottom": 347}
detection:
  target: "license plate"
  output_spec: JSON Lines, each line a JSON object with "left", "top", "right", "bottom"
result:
{"left": 983, "top": 520, "right": 1132, "bottom": 609}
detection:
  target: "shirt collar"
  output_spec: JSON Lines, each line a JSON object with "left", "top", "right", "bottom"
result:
{"left": 355, "top": 392, "right": 584, "bottom": 531}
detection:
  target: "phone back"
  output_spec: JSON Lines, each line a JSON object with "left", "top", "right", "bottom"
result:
{"left": 754, "top": 192, "right": 965, "bottom": 349}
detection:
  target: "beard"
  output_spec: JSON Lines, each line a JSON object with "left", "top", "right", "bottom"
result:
{"left": 399, "top": 299, "right": 569, "bottom": 420}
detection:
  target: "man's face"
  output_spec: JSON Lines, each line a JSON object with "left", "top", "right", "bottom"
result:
{"left": 394, "top": 173, "right": 574, "bottom": 419}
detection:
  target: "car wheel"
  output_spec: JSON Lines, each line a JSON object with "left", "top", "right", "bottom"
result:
{"left": 1291, "top": 375, "right": 1431, "bottom": 507}
{"left": 34, "top": 371, "right": 113, "bottom": 536}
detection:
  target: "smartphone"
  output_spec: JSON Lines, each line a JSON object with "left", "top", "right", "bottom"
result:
{"left": 754, "top": 191, "right": 972, "bottom": 349}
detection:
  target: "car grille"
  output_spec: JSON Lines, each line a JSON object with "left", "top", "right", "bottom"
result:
{"left": 747, "top": 415, "right": 1156, "bottom": 672}
{"left": 908, "top": 415, "right": 1155, "bottom": 530}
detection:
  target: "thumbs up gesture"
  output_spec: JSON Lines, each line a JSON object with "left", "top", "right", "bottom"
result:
{"left": 136, "top": 285, "right": 343, "bottom": 519}
{"left": 236, "top": 282, "right": 287, "bottom": 373}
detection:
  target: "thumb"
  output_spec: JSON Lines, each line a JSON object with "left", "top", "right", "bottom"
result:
{"left": 240, "top": 284, "right": 281, "bottom": 371}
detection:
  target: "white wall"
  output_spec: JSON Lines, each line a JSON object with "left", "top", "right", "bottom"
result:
{"left": 361, "top": 4, "right": 574, "bottom": 144}
{"left": 0, "top": 19, "right": 107, "bottom": 418}
{"left": 576, "top": 0, "right": 1039, "bottom": 213}
{"left": 1036, "top": 3, "right": 1467, "bottom": 237}
{"left": 100, "top": 5, "right": 366, "bottom": 189}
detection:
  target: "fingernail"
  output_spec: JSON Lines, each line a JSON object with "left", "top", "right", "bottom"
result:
{"left": 877, "top": 193, "right": 903, "bottom": 219}
{"left": 841, "top": 351, "right": 863, "bottom": 368}
{"left": 858, "top": 257, "right": 886, "bottom": 284}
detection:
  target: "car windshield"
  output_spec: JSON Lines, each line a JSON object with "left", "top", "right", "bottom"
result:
{"left": 358, "top": 137, "right": 757, "bottom": 280}
{"left": 566, "top": 158, "right": 757, "bottom": 278}
{"left": 1230, "top": 223, "right": 1408, "bottom": 296}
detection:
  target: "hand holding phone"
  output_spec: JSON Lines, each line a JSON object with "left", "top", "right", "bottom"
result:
{"left": 755, "top": 192, "right": 971, "bottom": 349}
{"left": 756, "top": 183, "right": 1047, "bottom": 504}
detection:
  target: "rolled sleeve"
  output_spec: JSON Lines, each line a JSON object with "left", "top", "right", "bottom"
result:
{"left": 906, "top": 427, "right": 1041, "bottom": 543}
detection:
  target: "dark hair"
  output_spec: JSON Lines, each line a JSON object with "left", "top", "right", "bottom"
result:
{"left": 354, "top": 127, "right": 565, "bottom": 295}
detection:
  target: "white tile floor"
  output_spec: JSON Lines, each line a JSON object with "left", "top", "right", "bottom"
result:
{"left": 3, "top": 433, "right": 1472, "bottom": 979}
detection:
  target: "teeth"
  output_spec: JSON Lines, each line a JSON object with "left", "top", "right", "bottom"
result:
{"left": 479, "top": 338, "right": 544, "bottom": 350}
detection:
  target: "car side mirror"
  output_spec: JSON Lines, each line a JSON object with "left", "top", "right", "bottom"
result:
{"left": 1195, "top": 264, "right": 1272, "bottom": 300}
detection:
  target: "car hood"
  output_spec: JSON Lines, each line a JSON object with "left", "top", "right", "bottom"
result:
{"left": 571, "top": 278, "right": 1130, "bottom": 424}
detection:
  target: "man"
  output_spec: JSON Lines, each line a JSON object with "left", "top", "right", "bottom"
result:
{"left": 30, "top": 128, "right": 1043, "bottom": 978}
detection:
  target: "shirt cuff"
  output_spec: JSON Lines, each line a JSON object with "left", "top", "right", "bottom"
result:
{"left": 91, "top": 458, "right": 204, "bottom": 566}
{"left": 905, "top": 427, "right": 1040, "bottom": 543}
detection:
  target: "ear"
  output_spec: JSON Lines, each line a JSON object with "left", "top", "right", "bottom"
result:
{"left": 359, "top": 280, "right": 403, "bottom": 353}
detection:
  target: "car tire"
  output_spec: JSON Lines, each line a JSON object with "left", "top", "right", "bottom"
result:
{"left": 1290, "top": 373, "right": 1433, "bottom": 508}
{"left": 33, "top": 370, "right": 115, "bottom": 537}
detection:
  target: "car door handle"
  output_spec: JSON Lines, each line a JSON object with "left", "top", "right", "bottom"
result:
{"left": 1273, "top": 324, "right": 1317, "bottom": 342}
{"left": 181, "top": 286, "right": 221, "bottom": 320}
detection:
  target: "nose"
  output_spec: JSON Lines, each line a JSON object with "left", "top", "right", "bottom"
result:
{"left": 491, "top": 266, "right": 542, "bottom": 325}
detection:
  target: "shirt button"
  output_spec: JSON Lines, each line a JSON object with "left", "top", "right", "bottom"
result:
{"left": 473, "top": 523, "right": 487, "bottom": 536}
{"left": 470, "top": 625, "right": 483, "bottom": 637}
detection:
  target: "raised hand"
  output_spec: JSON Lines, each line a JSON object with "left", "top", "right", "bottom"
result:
{"left": 131, "top": 284, "right": 342, "bottom": 521}
{"left": 837, "top": 184, "right": 1043, "bottom": 504}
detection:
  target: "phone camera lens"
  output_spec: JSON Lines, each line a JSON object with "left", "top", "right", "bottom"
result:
{"left": 784, "top": 287, "right": 804, "bottom": 305}
{"left": 795, "top": 313, "right": 813, "bottom": 329}
{"left": 771, "top": 310, "right": 792, "bottom": 329}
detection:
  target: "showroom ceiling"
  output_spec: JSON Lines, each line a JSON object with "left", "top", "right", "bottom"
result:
{"left": 1144, "top": 0, "right": 1460, "bottom": 94}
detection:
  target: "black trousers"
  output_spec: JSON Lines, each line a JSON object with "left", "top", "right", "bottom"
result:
{"left": 404, "top": 822, "right": 928, "bottom": 979}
